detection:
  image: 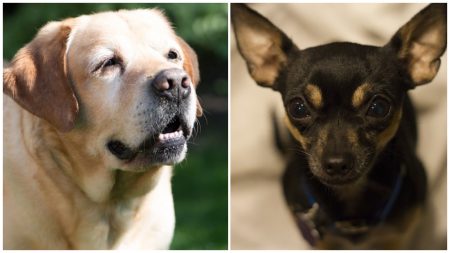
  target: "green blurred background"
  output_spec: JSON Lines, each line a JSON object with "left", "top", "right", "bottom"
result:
{"left": 3, "top": 3, "right": 228, "bottom": 250}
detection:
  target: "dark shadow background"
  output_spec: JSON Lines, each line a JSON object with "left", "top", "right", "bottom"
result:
{"left": 3, "top": 3, "right": 228, "bottom": 250}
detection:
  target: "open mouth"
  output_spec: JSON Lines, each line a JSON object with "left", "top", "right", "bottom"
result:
{"left": 107, "top": 115, "right": 190, "bottom": 166}
{"left": 158, "top": 117, "right": 184, "bottom": 142}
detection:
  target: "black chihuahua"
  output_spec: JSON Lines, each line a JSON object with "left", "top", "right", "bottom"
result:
{"left": 232, "top": 3, "right": 446, "bottom": 249}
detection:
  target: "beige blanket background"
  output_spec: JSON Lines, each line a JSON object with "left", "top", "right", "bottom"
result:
{"left": 231, "top": 3, "right": 447, "bottom": 249}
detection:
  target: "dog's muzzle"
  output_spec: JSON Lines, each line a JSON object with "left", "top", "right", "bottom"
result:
{"left": 107, "top": 68, "right": 195, "bottom": 169}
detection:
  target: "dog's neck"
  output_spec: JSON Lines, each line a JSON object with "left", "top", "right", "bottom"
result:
{"left": 27, "top": 112, "right": 166, "bottom": 204}
{"left": 329, "top": 176, "right": 368, "bottom": 203}
{"left": 111, "top": 169, "right": 166, "bottom": 200}
{"left": 19, "top": 114, "right": 173, "bottom": 248}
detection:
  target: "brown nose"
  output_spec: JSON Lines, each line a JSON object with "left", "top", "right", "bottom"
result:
{"left": 152, "top": 68, "right": 191, "bottom": 101}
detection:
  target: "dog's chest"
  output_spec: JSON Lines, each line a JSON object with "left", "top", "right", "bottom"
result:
{"left": 71, "top": 170, "right": 175, "bottom": 250}
{"left": 71, "top": 199, "right": 141, "bottom": 249}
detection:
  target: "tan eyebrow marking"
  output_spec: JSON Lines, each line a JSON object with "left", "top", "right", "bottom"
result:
{"left": 304, "top": 84, "right": 323, "bottom": 109}
{"left": 352, "top": 83, "right": 371, "bottom": 108}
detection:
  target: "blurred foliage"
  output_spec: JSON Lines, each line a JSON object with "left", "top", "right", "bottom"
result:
{"left": 3, "top": 3, "right": 228, "bottom": 250}
{"left": 172, "top": 115, "right": 228, "bottom": 249}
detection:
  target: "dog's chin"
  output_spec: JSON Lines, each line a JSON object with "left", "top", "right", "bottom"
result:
{"left": 124, "top": 137, "right": 187, "bottom": 171}
{"left": 312, "top": 169, "right": 363, "bottom": 188}
{"left": 107, "top": 116, "right": 192, "bottom": 171}
{"left": 317, "top": 175, "right": 360, "bottom": 188}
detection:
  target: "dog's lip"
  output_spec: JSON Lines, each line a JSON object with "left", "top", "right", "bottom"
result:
{"left": 315, "top": 172, "right": 361, "bottom": 187}
{"left": 107, "top": 115, "right": 192, "bottom": 163}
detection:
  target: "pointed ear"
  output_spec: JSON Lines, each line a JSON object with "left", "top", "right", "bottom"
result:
{"left": 176, "top": 36, "right": 203, "bottom": 117}
{"left": 231, "top": 3, "right": 295, "bottom": 89}
{"left": 3, "top": 19, "right": 79, "bottom": 132}
{"left": 386, "top": 3, "right": 447, "bottom": 87}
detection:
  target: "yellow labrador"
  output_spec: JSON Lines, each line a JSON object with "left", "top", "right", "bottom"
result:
{"left": 3, "top": 9, "right": 202, "bottom": 249}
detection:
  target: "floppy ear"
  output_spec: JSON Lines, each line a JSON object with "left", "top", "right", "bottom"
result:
{"left": 3, "top": 19, "right": 79, "bottom": 132}
{"left": 176, "top": 36, "right": 203, "bottom": 117}
{"left": 231, "top": 3, "right": 296, "bottom": 89}
{"left": 386, "top": 3, "right": 447, "bottom": 87}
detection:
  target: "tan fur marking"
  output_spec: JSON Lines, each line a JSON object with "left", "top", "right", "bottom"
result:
{"left": 352, "top": 83, "right": 371, "bottom": 108}
{"left": 284, "top": 115, "right": 308, "bottom": 149}
{"left": 347, "top": 129, "right": 358, "bottom": 147}
{"left": 315, "top": 125, "right": 329, "bottom": 156}
{"left": 305, "top": 84, "right": 323, "bottom": 108}
{"left": 376, "top": 108, "right": 402, "bottom": 151}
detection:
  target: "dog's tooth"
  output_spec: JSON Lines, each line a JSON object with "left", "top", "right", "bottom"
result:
{"left": 158, "top": 131, "right": 183, "bottom": 142}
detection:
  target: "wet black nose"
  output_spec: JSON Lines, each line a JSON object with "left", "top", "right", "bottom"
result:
{"left": 324, "top": 155, "right": 352, "bottom": 176}
{"left": 152, "top": 68, "right": 191, "bottom": 101}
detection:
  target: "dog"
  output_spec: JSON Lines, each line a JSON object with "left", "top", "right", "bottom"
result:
{"left": 3, "top": 9, "right": 202, "bottom": 249}
{"left": 232, "top": 3, "right": 446, "bottom": 249}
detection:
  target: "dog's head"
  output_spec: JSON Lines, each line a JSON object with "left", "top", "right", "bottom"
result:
{"left": 232, "top": 4, "right": 446, "bottom": 186}
{"left": 4, "top": 9, "right": 202, "bottom": 171}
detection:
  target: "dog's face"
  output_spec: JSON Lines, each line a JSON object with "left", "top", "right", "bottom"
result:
{"left": 232, "top": 4, "right": 446, "bottom": 186}
{"left": 280, "top": 44, "right": 408, "bottom": 186}
{"left": 4, "top": 9, "right": 202, "bottom": 171}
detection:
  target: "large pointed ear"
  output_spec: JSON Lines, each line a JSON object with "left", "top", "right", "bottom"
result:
{"left": 231, "top": 3, "right": 295, "bottom": 89}
{"left": 176, "top": 36, "right": 203, "bottom": 117}
{"left": 3, "top": 19, "right": 79, "bottom": 132}
{"left": 386, "top": 3, "right": 447, "bottom": 87}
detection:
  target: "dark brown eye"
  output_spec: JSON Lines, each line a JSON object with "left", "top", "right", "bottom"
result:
{"left": 103, "top": 57, "right": 119, "bottom": 68}
{"left": 168, "top": 49, "right": 179, "bottom": 60}
{"left": 288, "top": 98, "right": 310, "bottom": 119}
{"left": 367, "top": 97, "right": 391, "bottom": 118}
{"left": 92, "top": 56, "right": 121, "bottom": 73}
